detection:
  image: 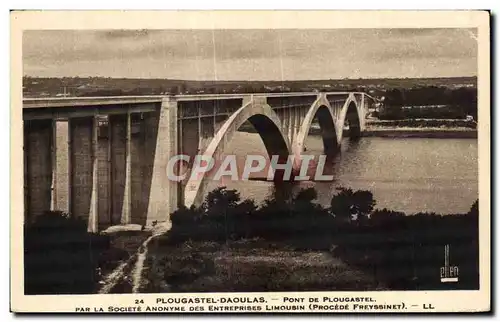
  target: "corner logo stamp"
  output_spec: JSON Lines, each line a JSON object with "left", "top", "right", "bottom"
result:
{"left": 440, "top": 244, "right": 459, "bottom": 283}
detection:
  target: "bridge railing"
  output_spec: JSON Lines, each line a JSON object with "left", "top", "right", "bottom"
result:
{"left": 23, "top": 91, "right": 380, "bottom": 109}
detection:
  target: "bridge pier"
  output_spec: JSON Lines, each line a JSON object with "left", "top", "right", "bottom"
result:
{"left": 51, "top": 119, "right": 70, "bottom": 213}
{"left": 360, "top": 93, "right": 366, "bottom": 130}
{"left": 24, "top": 119, "right": 53, "bottom": 223}
{"left": 88, "top": 117, "right": 99, "bottom": 233}
{"left": 67, "top": 117, "right": 95, "bottom": 230}
{"left": 145, "top": 97, "right": 178, "bottom": 227}
{"left": 108, "top": 113, "right": 131, "bottom": 225}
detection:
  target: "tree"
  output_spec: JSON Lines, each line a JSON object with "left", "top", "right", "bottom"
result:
{"left": 179, "top": 83, "right": 188, "bottom": 94}
{"left": 201, "top": 187, "right": 257, "bottom": 240}
{"left": 203, "top": 186, "right": 241, "bottom": 216}
{"left": 352, "top": 190, "right": 376, "bottom": 217}
{"left": 293, "top": 187, "right": 317, "bottom": 203}
{"left": 370, "top": 208, "right": 406, "bottom": 227}
{"left": 330, "top": 187, "right": 376, "bottom": 222}
{"left": 292, "top": 187, "right": 320, "bottom": 214}
{"left": 468, "top": 199, "right": 479, "bottom": 216}
{"left": 384, "top": 88, "right": 404, "bottom": 107}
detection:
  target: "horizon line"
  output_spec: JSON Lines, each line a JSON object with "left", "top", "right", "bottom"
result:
{"left": 22, "top": 75, "right": 478, "bottom": 82}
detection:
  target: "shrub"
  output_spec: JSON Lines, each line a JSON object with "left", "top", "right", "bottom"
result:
{"left": 161, "top": 186, "right": 480, "bottom": 290}
{"left": 24, "top": 211, "right": 110, "bottom": 294}
{"left": 330, "top": 187, "right": 376, "bottom": 222}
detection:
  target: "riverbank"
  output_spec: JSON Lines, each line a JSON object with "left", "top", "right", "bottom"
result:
{"left": 359, "top": 118, "right": 477, "bottom": 138}
{"left": 238, "top": 123, "right": 477, "bottom": 139}
{"left": 280, "top": 126, "right": 477, "bottom": 138}
{"left": 361, "top": 127, "right": 477, "bottom": 138}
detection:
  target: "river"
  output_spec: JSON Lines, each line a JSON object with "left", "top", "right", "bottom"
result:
{"left": 205, "top": 131, "right": 478, "bottom": 215}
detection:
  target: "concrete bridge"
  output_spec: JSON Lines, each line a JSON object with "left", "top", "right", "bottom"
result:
{"left": 23, "top": 92, "right": 376, "bottom": 232}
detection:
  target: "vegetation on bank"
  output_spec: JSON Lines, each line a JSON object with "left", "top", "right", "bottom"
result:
{"left": 23, "top": 211, "right": 149, "bottom": 294}
{"left": 380, "top": 87, "right": 477, "bottom": 120}
{"left": 147, "top": 187, "right": 479, "bottom": 292}
{"left": 24, "top": 211, "right": 109, "bottom": 294}
{"left": 24, "top": 187, "right": 479, "bottom": 294}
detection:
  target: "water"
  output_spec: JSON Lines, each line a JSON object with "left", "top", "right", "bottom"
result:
{"left": 206, "top": 132, "right": 478, "bottom": 215}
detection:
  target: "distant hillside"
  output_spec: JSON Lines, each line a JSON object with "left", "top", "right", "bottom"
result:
{"left": 22, "top": 76, "right": 477, "bottom": 98}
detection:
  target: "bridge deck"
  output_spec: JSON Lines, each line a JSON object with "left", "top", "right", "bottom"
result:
{"left": 23, "top": 92, "right": 374, "bottom": 109}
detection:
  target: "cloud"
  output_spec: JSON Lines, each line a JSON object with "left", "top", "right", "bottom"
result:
{"left": 98, "top": 29, "right": 161, "bottom": 39}
{"left": 22, "top": 28, "right": 477, "bottom": 80}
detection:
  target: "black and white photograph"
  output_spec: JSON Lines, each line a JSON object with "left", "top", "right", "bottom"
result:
{"left": 10, "top": 10, "right": 490, "bottom": 313}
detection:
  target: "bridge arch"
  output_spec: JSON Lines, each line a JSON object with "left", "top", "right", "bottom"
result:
{"left": 292, "top": 95, "right": 339, "bottom": 161}
{"left": 335, "top": 93, "right": 362, "bottom": 142}
{"left": 184, "top": 100, "right": 291, "bottom": 208}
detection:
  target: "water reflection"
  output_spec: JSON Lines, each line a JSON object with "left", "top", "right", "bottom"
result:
{"left": 207, "top": 131, "right": 478, "bottom": 215}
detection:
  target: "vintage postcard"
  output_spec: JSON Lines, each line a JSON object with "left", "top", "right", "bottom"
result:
{"left": 10, "top": 10, "right": 490, "bottom": 313}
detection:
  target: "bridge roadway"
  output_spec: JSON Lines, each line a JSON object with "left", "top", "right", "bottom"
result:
{"left": 23, "top": 92, "right": 376, "bottom": 232}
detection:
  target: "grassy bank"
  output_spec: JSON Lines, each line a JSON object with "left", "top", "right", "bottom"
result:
{"left": 142, "top": 238, "right": 384, "bottom": 293}
{"left": 99, "top": 229, "right": 152, "bottom": 278}
{"left": 141, "top": 187, "right": 479, "bottom": 293}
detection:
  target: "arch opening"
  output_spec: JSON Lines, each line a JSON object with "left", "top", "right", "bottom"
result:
{"left": 183, "top": 102, "right": 290, "bottom": 208}
{"left": 314, "top": 105, "right": 340, "bottom": 157}
{"left": 345, "top": 102, "right": 361, "bottom": 140}
{"left": 294, "top": 101, "right": 340, "bottom": 160}
{"left": 246, "top": 114, "right": 290, "bottom": 162}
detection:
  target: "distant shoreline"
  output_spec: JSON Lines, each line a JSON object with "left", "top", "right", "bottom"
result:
{"left": 360, "top": 128, "right": 477, "bottom": 139}
{"left": 238, "top": 127, "right": 477, "bottom": 139}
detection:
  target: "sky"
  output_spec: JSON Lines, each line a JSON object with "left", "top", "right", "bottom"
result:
{"left": 23, "top": 28, "right": 477, "bottom": 80}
